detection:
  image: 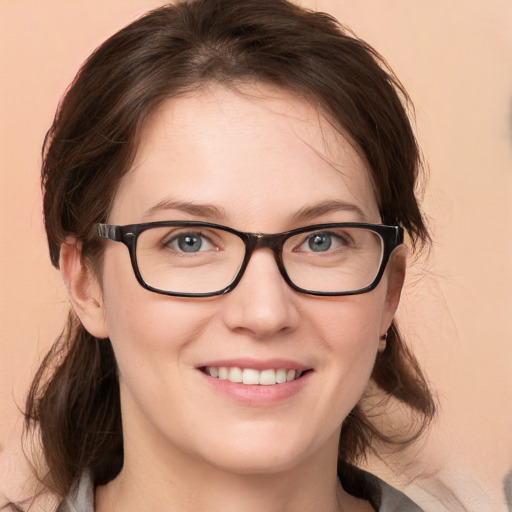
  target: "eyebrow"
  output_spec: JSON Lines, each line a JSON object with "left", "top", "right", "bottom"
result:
{"left": 291, "top": 200, "right": 369, "bottom": 223}
{"left": 143, "top": 198, "right": 369, "bottom": 224}
{"left": 143, "top": 199, "right": 226, "bottom": 220}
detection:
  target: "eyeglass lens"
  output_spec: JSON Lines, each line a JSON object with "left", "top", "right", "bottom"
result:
{"left": 134, "top": 225, "right": 384, "bottom": 295}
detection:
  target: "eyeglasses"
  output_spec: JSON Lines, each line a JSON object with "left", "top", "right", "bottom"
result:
{"left": 96, "top": 221, "right": 403, "bottom": 297}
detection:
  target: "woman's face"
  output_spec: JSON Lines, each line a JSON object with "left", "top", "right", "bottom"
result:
{"left": 77, "top": 84, "right": 404, "bottom": 476}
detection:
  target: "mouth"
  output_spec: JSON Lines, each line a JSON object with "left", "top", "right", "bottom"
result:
{"left": 199, "top": 366, "right": 311, "bottom": 386}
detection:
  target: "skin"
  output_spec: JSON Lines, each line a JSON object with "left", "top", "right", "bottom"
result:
{"left": 61, "top": 84, "right": 405, "bottom": 512}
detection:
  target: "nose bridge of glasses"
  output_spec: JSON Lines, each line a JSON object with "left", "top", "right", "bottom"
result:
{"left": 252, "top": 232, "right": 285, "bottom": 253}
{"left": 241, "top": 232, "right": 287, "bottom": 274}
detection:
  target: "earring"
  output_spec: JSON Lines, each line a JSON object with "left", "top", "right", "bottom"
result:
{"left": 378, "top": 332, "right": 388, "bottom": 354}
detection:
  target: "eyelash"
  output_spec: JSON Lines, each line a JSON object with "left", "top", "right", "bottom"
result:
{"left": 294, "top": 231, "right": 351, "bottom": 253}
{"left": 162, "top": 231, "right": 217, "bottom": 253}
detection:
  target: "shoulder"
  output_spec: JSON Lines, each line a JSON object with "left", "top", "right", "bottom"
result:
{"left": 338, "top": 461, "right": 424, "bottom": 512}
{"left": 379, "top": 479, "right": 424, "bottom": 512}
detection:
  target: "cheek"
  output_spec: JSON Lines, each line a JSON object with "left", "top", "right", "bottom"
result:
{"left": 312, "top": 289, "right": 386, "bottom": 354}
{"left": 102, "top": 285, "right": 208, "bottom": 365}
{"left": 99, "top": 248, "right": 210, "bottom": 376}
{"left": 99, "top": 258, "right": 219, "bottom": 441}
{"left": 306, "top": 293, "right": 386, "bottom": 415}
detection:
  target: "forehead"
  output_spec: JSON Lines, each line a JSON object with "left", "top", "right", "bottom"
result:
{"left": 110, "top": 83, "right": 379, "bottom": 228}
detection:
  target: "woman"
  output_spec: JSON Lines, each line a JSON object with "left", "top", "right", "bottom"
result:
{"left": 24, "top": 0, "right": 435, "bottom": 510}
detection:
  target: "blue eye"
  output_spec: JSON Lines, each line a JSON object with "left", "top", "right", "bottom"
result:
{"left": 294, "top": 230, "right": 350, "bottom": 254}
{"left": 177, "top": 234, "right": 203, "bottom": 252}
{"left": 307, "top": 233, "right": 333, "bottom": 252}
{"left": 165, "top": 232, "right": 213, "bottom": 253}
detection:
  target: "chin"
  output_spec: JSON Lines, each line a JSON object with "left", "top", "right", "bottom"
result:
{"left": 191, "top": 424, "right": 336, "bottom": 476}
{"left": 203, "top": 450, "right": 306, "bottom": 476}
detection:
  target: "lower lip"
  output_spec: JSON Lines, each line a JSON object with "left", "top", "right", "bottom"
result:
{"left": 197, "top": 370, "right": 312, "bottom": 405}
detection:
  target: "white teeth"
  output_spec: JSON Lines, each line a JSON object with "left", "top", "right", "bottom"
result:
{"left": 228, "top": 367, "right": 243, "bottom": 383}
{"left": 286, "top": 369, "right": 296, "bottom": 382}
{"left": 242, "top": 368, "right": 260, "bottom": 385}
{"left": 259, "top": 369, "right": 276, "bottom": 385}
{"left": 276, "top": 368, "right": 287, "bottom": 383}
{"left": 205, "top": 366, "right": 304, "bottom": 385}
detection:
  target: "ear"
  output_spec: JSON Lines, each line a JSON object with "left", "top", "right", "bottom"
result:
{"left": 59, "top": 240, "right": 109, "bottom": 339}
{"left": 380, "top": 245, "right": 407, "bottom": 336}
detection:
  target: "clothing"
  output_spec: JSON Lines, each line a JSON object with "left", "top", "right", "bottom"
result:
{"left": 60, "top": 463, "right": 423, "bottom": 512}
{"left": 337, "top": 461, "right": 423, "bottom": 511}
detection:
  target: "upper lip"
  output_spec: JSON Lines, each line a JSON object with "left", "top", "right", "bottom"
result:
{"left": 196, "top": 358, "right": 311, "bottom": 372}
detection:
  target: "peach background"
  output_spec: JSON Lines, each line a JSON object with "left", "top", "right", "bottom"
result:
{"left": 1, "top": 1, "right": 511, "bottom": 510}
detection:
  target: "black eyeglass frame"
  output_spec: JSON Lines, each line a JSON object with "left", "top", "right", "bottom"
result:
{"left": 96, "top": 221, "right": 404, "bottom": 298}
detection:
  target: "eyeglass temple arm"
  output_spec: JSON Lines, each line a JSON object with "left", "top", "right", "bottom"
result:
{"left": 96, "top": 223, "right": 121, "bottom": 241}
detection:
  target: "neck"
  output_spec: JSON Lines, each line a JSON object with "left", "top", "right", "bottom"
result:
{"left": 94, "top": 433, "right": 371, "bottom": 512}
{"left": 98, "top": 465, "right": 341, "bottom": 512}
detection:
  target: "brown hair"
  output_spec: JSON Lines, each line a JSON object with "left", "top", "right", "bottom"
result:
{"left": 25, "top": 0, "right": 435, "bottom": 498}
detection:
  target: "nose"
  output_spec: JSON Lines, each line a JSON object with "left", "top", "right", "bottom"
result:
{"left": 221, "top": 248, "right": 300, "bottom": 339}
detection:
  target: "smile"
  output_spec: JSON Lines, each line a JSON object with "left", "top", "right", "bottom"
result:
{"left": 202, "top": 367, "right": 306, "bottom": 385}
